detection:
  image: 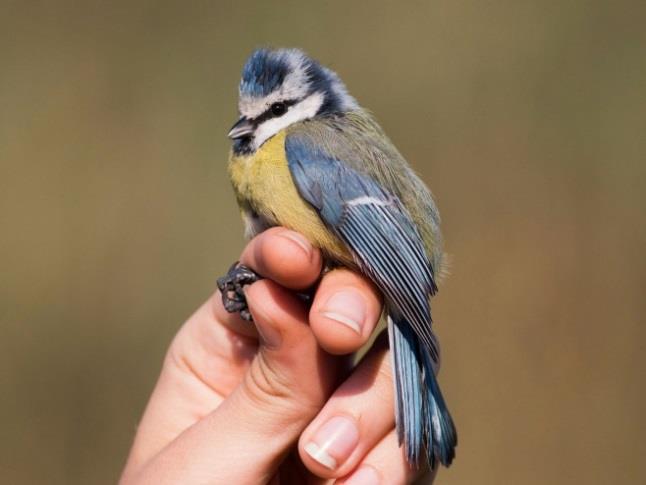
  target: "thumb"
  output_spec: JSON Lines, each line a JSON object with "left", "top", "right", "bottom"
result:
{"left": 129, "top": 280, "right": 340, "bottom": 484}
{"left": 240, "top": 279, "right": 339, "bottom": 419}
{"left": 223, "top": 280, "right": 342, "bottom": 465}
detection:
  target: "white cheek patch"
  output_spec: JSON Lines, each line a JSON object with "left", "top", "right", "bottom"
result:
{"left": 252, "top": 92, "right": 324, "bottom": 150}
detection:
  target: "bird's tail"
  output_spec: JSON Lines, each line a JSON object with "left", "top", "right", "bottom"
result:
{"left": 388, "top": 313, "right": 457, "bottom": 469}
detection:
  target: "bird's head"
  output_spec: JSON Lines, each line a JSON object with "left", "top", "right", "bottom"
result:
{"left": 228, "top": 48, "right": 357, "bottom": 154}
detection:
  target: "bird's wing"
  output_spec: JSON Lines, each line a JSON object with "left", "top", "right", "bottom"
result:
{"left": 286, "top": 132, "right": 439, "bottom": 361}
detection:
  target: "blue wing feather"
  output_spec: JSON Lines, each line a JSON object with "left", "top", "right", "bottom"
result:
{"left": 286, "top": 132, "right": 456, "bottom": 467}
{"left": 287, "top": 135, "right": 439, "bottom": 361}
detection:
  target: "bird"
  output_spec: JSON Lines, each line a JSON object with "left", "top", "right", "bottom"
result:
{"left": 217, "top": 47, "right": 457, "bottom": 470}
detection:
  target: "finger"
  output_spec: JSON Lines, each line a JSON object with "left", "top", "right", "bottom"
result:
{"left": 309, "top": 268, "right": 383, "bottom": 355}
{"left": 240, "top": 226, "right": 323, "bottom": 290}
{"left": 126, "top": 279, "right": 342, "bottom": 485}
{"left": 335, "top": 431, "right": 429, "bottom": 485}
{"left": 215, "top": 226, "right": 323, "bottom": 339}
{"left": 298, "top": 332, "right": 396, "bottom": 479}
{"left": 123, "top": 228, "right": 326, "bottom": 478}
{"left": 124, "top": 227, "right": 325, "bottom": 474}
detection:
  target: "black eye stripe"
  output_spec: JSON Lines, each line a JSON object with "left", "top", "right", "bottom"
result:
{"left": 252, "top": 99, "right": 298, "bottom": 124}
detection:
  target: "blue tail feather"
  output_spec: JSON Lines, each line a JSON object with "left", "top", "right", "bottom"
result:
{"left": 422, "top": 348, "right": 457, "bottom": 466}
{"left": 389, "top": 313, "right": 457, "bottom": 469}
{"left": 388, "top": 315, "right": 423, "bottom": 464}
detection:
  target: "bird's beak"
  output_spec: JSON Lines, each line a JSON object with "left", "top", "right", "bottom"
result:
{"left": 228, "top": 117, "right": 254, "bottom": 140}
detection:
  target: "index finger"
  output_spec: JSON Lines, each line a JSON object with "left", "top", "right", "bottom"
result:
{"left": 240, "top": 227, "right": 323, "bottom": 290}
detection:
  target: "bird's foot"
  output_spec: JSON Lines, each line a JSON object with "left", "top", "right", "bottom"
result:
{"left": 216, "top": 262, "right": 261, "bottom": 322}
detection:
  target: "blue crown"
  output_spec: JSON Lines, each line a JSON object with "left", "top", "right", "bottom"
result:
{"left": 238, "top": 48, "right": 357, "bottom": 114}
{"left": 240, "top": 49, "right": 293, "bottom": 97}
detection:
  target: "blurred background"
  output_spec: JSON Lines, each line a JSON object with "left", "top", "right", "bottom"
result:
{"left": 1, "top": 1, "right": 644, "bottom": 483}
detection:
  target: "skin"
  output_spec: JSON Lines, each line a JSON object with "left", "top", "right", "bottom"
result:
{"left": 120, "top": 227, "right": 431, "bottom": 484}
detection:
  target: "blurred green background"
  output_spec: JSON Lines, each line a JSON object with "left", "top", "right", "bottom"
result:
{"left": 1, "top": 1, "right": 645, "bottom": 484}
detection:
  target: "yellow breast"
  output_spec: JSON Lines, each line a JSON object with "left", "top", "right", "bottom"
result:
{"left": 228, "top": 130, "right": 353, "bottom": 265}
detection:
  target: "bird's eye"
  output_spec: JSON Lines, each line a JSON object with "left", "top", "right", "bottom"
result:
{"left": 270, "top": 102, "right": 287, "bottom": 116}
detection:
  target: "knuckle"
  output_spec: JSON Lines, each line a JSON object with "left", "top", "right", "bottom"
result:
{"left": 249, "top": 354, "right": 293, "bottom": 401}
{"left": 241, "top": 354, "right": 322, "bottom": 422}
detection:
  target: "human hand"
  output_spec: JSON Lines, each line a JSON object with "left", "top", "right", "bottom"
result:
{"left": 120, "top": 227, "right": 427, "bottom": 484}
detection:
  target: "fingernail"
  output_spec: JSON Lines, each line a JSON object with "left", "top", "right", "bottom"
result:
{"left": 320, "top": 290, "right": 366, "bottom": 334}
{"left": 278, "top": 231, "right": 312, "bottom": 258}
{"left": 304, "top": 416, "right": 359, "bottom": 470}
{"left": 342, "top": 466, "right": 381, "bottom": 485}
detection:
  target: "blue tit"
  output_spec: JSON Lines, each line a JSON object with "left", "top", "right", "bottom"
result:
{"left": 220, "top": 48, "right": 457, "bottom": 469}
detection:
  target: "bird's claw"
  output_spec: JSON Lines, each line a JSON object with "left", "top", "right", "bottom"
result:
{"left": 216, "top": 262, "right": 261, "bottom": 322}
